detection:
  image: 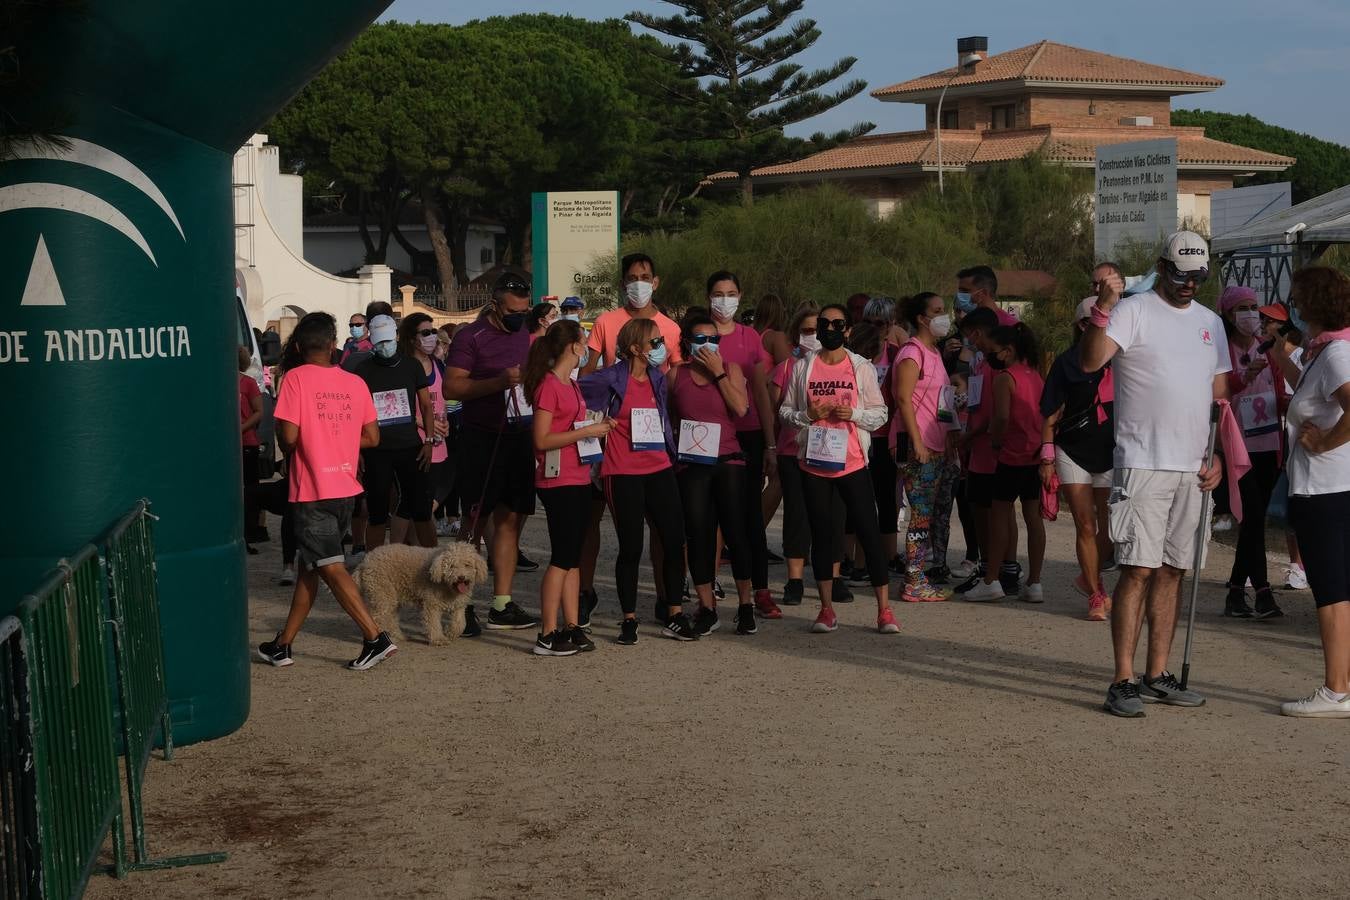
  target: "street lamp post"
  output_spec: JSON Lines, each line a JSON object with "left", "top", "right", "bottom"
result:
{"left": 935, "top": 53, "right": 982, "bottom": 195}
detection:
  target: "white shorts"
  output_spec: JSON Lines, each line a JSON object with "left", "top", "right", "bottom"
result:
{"left": 1055, "top": 447, "right": 1111, "bottom": 489}
{"left": 1108, "top": 468, "right": 1209, "bottom": 570}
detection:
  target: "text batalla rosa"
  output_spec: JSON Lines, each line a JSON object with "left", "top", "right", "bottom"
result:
{"left": 0, "top": 326, "right": 192, "bottom": 364}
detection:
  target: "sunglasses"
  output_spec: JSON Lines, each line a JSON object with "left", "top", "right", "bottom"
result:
{"left": 649, "top": 336, "right": 666, "bottom": 349}
{"left": 417, "top": 329, "right": 437, "bottom": 337}
{"left": 500, "top": 279, "right": 530, "bottom": 294}
{"left": 350, "top": 321, "right": 365, "bottom": 327}
{"left": 820, "top": 318, "right": 848, "bottom": 332}
{"left": 1164, "top": 261, "right": 1209, "bottom": 286}
{"left": 690, "top": 333, "right": 722, "bottom": 346}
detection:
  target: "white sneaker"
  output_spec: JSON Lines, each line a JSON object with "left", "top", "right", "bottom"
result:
{"left": 1284, "top": 565, "right": 1309, "bottom": 590}
{"left": 278, "top": 565, "right": 295, "bottom": 586}
{"left": 950, "top": 559, "right": 979, "bottom": 580}
{"left": 1281, "top": 686, "right": 1350, "bottom": 718}
{"left": 1019, "top": 583, "right": 1044, "bottom": 604}
{"left": 435, "top": 518, "right": 452, "bottom": 537}
{"left": 964, "top": 580, "right": 1006, "bottom": 603}
{"left": 1212, "top": 514, "right": 1235, "bottom": 533}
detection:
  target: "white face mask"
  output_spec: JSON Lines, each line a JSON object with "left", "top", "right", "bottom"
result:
{"left": 625, "top": 281, "right": 654, "bottom": 309}
{"left": 798, "top": 333, "right": 820, "bottom": 353}
{"left": 1235, "top": 309, "right": 1261, "bottom": 336}
{"left": 562, "top": 313, "right": 581, "bottom": 323}
{"left": 418, "top": 334, "right": 438, "bottom": 354}
{"left": 710, "top": 295, "right": 739, "bottom": 322}
{"left": 929, "top": 314, "right": 952, "bottom": 339}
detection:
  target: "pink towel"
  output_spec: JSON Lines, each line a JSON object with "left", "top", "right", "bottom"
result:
{"left": 1216, "top": 400, "right": 1251, "bottom": 521}
{"left": 1041, "top": 472, "right": 1060, "bottom": 522}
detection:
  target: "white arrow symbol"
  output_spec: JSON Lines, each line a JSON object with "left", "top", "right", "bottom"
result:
{"left": 20, "top": 235, "right": 66, "bottom": 307}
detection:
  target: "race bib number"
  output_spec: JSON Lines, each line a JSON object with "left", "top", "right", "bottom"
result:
{"left": 631, "top": 408, "right": 664, "bottom": 451}
{"left": 1238, "top": 391, "right": 1279, "bottom": 437}
{"left": 938, "top": 385, "right": 957, "bottom": 427}
{"left": 505, "top": 384, "right": 533, "bottom": 423}
{"left": 805, "top": 425, "right": 849, "bottom": 472}
{"left": 372, "top": 388, "right": 412, "bottom": 426}
{"left": 573, "top": 421, "right": 604, "bottom": 464}
{"left": 967, "top": 374, "right": 984, "bottom": 411}
{"left": 677, "top": 420, "right": 721, "bottom": 465}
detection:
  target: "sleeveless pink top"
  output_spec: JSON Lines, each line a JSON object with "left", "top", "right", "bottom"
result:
{"left": 669, "top": 364, "right": 745, "bottom": 464}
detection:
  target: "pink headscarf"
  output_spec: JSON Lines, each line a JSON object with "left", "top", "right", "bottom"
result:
{"left": 1218, "top": 285, "right": 1258, "bottom": 314}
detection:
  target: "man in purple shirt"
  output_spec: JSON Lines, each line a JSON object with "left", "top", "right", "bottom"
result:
{"left": 444, "top": 270, "right": 539, "bottom": 634}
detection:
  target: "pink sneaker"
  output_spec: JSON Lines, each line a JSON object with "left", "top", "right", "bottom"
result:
{"left": 1087, "top": 591, "right": 1109, "bottom": 621}
{"left": 877, "top": 608, "right": 901, "bottom": 634}
{"left": 811, "top": 608, "right": 838, "bottom": 633}
{"left": 753, "top": 588, "right": 783, "bottom": 619}
{"left": 903, "top": 582, "right": 950, "bottom": 603}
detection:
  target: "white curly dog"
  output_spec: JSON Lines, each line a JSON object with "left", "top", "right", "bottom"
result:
{"left": 355, "top": 543, "right": 487, "bottom": 645}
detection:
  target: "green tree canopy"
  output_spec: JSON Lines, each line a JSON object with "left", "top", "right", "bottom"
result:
{"left": 1174, "top": 109, "right": 1350, "bottom": 204}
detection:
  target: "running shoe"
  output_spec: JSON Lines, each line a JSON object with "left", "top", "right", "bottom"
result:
{"left": 462, "top": 605, "right": 482, "bottom": 637}
{"left": 810, "top": 607, "right": 838, "bottom": 633}
{"left": 1284, "top": 565, "right": 1309, "bottom": 590}
{"left": 348, "top": 632, "right": 397, "bottom": 671}
{"left": 516, "top": 552, "right": 540, "bottom": 572}
{"left": 1281, "top": 686, "right": 1350, "bottom": 718}
{"left": 662, "top": 613, "right": 699, "bottom": 642}
{"left": 963, "top": 580, "right": 1006, "bottom": 603}
{"left": 617, "top": 619, "right": 639, "bottom": 646}
{"left": 693, "top": 606, "right": 720, "bottom": 636}
{"left": 1252, "top": 588, "right": 1284, "bottom": 620}
{"left": 953, "top": 565, "right": 985, "bottom": 594}
{"left": 712, "top": 579, "right": 726, "bottom": 601}
{"left": 1086, "top": 592, "right": 1109, "bottom": 622}
{"left": 532, "top": 629, "right": 579, "bottom": 657}
{"left": 278, "top": 565, "right": 295, "bottom": 587}
{"left": 949, "top": 558, "right": 979, "bottom": 580}
{"left": 256, "top": 636, "right": 293, "bottom": 667}
{"left": 753, "top": 588, "right": 782, "bottom": 619}
{"left": 833, "top": 577, "right": 854, "bottom": 603}
{"left": 901, "top": 582, "right": 949, "bottom": 603}
{"left": 1138, "top": 671, "right": 1205, "bottom": 707}
{"left": 578, "top": 589, "right": 599, "bottom": 630}
{"left": 925, "top": 564, "right": 951, "bottom": 586}
{"left": 1019, "top": 583, "right": 1044, "bottom": 604}
{"left": 1223, "top": 588, "right": 1254, "bottom": 619}
{"left": 567, "top": 625, "right": 596, "bottom": 653}
{"left": 877, "top": 608, "right": 901, "bottom": 634}
{"left": 780, "top": 579, "right": 804, "bottom": 606}
{"left": 487, "top": 602, "right": 539, "bottom": 630}
{"left": 1103, "top": 679, "right": 1145, "bottom": 717}
{"left": 734, "top": 603, "right": 757, "bottom": 635}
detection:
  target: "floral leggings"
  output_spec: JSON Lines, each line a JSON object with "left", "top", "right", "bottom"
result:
{"left": 900, "top": 457, "right": 952, "bottom": 586}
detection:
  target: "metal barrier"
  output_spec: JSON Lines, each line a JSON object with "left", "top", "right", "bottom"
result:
{"left": 0, "top": 616, "right": 39, "bottom": 899}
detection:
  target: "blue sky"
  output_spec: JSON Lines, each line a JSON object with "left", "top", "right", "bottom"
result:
{"left": 383, "top": 0, "right": 1350, "bottom": 145}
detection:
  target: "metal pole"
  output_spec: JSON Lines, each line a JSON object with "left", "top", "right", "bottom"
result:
{"left": 936, "top": 77, "right": 951, "bottom": 195}
{"left": 1179, "top": 401, "right": 1221, "bottom": 690}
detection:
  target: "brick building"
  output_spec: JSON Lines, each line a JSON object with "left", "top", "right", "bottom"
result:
{"left": 718, "top": 37, "right": 1294, "bottom": 231}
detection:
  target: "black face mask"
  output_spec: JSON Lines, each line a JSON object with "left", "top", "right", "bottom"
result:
{"left": 501, "top": 312, "right": 528, "bottom": 334}
{"left": 987, "top": 354, "right": 1009, "bottom": 370}
{"left": 819, "top": 329, "right": 846, "bottom": 351}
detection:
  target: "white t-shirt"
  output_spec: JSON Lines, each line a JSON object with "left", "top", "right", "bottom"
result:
{"left": 1287, "top": 340, "right": 1350, "bottom": 496}
{"left": 1105, "top": 291, "right": 1231, "bottom": 471}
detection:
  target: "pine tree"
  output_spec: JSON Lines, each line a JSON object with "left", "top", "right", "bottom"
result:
{"left": 627, "top": 0, "right": 873, "bottom": 203}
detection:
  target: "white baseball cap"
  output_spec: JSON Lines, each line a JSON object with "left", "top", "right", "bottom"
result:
{"left": 1160, "top": 230, "right": 1209, "bottom": 271}
{"left": 1075, "top": 296, "right": 1098, "bottom": 321}
{"left": 369, "top": 314, "right": 397, "bottom": 344}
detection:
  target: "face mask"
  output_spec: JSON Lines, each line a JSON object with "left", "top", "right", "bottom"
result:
{"left": 955, "top": 291, "right": 976, "bottom": 314}
{"left": 418, "top": 334, "right": 439, "bottom": 354}
{"left": 798, "top": 334, "right": 820, "bottom": 353}
{"left": 987, "top": 353, "right": 1008, "bottom": 371}
{"left": 562, "top": 313, "right": 581, "bottom": 323}
{"left": 1123, "top": 271, "right": 1158, "bottom": 296}
{"left": 373, "top": 341, "right": 398, "bottom": 360}
{"left": 710, "top": 296, "right": 739, "bottom": 321}
{"left": 929, "top": 314, "right": 952, "bottom": 339}
{"left": 501, "top": 311, "right": 527, "bottom": 333}
{"left": 1289, "top": 300, "right": 1308, "bottom": 333}
{"left": 819, "top": 329, "right": 846, "bottom": 351}
{"left": 646, "top": 343, "right": 668, "bottom": 367}
{"left": 625, "top": 281, "right": 654, "bottom": 309}
{"left": 1235, "top": 310, "right": 1261, "bottom": 336}
{"left": 350, "top": 325, "right": 366, "bottom": 339}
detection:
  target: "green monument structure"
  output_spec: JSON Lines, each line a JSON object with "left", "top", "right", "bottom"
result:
{"left": 0, "top": 1, "right": 392, "bottom": 744}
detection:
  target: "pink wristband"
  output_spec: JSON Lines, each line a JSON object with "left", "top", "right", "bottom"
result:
{"left": 1039, "top": 442, "right": 1056, "bottom": 463}
{"left": 1089, "top": 304, "right": 1111, "bottom": 328}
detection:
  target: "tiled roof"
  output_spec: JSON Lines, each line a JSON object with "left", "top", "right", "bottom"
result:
{"left": 872, "top": 41, "right": 1223, "bottom": 99}
{"left": 1044, "top": 127, "right": 1295, "bottom": 168}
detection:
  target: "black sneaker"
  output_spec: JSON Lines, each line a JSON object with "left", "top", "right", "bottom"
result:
{"left": 833, "top": 577, "right": 854, "bottom": 603}
{"left": 1223, "top": 587, "right": 1254, "bottom": 618}
{"left": 462, "top": 605, "right": 482, "bottom": 637}
{"left": 954, "top": 565, "right": 985, "bottom": 594}
{"left": 487, "top": 601, "right": 539, "bottom": 630}
{"left": 246, "top": 544, "right": 259, "bottom": 556}
{"left": 712, "top": 579, "right": 726, "bottom": 601}
{"left": 567, "top": 625, "right": 596, "bottom": 652}
{"left": 998, "top": 562, "right": 1022, "bottom": 597}
{"left": 257, "top": 636, "right": 293, "bottom": 667}
{"left": 766, "top": 549, "right": 784, "bottom": 563}
{"left": 617, "top": 619, "right": 639, "bottom": 645}
{"left": 925, "top": 564, "right": 951, "bottom": 586}
{"left": 348, "top": 632, "right": 397, "bottom": 671}
{"left": 781, "top": 579, "right": 804, "bottom": 606}
{"left": 1253, "top": 588, "right": 1284, "bottom": 620}
{"left": 516, "top": 552, "right": 540, "bottom": 572}
{"left": 662, "top": 613, "right": 699, "bottom": 642}
{"left": 693, "top": 606, "right": 720, "bottom": 635}
{"left": 848, "top": 565, "right": 870, "bottom": 585}
{"left": 1139, "top": 671, "right": 1205, "bottom": 707}
{"left": 578, "top": 589, "right": 599, "bottom": 630}
{"left": 734, "top": 603, "right": 757, "bottom": 635}
{"left": 533, "top": 629, "right": 578, "bottom": 657}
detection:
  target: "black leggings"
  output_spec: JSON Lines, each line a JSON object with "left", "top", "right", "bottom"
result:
{"left": 778, "top": 455, "right": 812, "bottom": 559}
{"left": 538, "top": 484, "right": 593, "bottom": 570}
{"left": 736, "top": 430, "right": 770, "bottom": 589}
{"left": 678, "top": 463, "right": 752, "bottom": 587}
{"left": 242, "top": 446, "right": 260, "bottom": 537}
{"left": 1229, "top": 451, "right": 1280, "bottom": 589}
{"left": 362, "top": 445, "right": 432, "bottom": 524}
{"left": 954, "top": 475, "right": 980, "bottom": 563}
{"left": 868, "top": 439, "right": 898, "bottom": 535}
{"left": 803, "top": 468, "right": 887, "bottom": 587}
{"left": 606, "top": 469, "right": 686, "bottom": 614}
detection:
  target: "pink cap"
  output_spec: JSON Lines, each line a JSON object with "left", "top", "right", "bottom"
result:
{"left": 1218, "top": 284, "right": 1258, "bottom": 313}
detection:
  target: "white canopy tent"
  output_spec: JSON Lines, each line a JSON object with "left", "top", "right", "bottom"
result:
{"left": 1212, "top": 183, "right": 1350, "bottom": 254}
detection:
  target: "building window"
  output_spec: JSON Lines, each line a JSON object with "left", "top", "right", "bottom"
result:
{"left": 940, "top": 109, "right": 959, "bottom": 130}
{"left": 480, "top": 247, "right": 494, "bottom": 265}
{"left": 991, "top": 104, "right": 1016, "bottom": 130}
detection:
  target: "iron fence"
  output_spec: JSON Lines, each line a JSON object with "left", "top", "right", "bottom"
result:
{"left": 0, "top": 616, "right": 39, "bottom": 899}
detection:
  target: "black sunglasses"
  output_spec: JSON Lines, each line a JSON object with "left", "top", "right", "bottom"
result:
{"left": 1164, "top": 261, "right": 1209, "bottom": 286}
{"left": 417, "top": 329, "right": 437, "bottom": 337}
{"left": 349, "top": 320, "right": 365, "bottom": 327}
{"left": 820, "top": 318, "right": 848, "bottom": 332}
{"left": 500, "top": 279, "right": 531, "bottom": 294}
{"left": 690, "top": 333, "right": 722, "bottom": 346}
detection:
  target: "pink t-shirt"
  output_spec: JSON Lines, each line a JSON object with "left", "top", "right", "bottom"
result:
{"left": 717, "top": 323, "right": 770, "bottom": 432}
{"left": 1228, "top": 342, "right": 1282, "bottom": 454}
{"left": 588, "top": 308, "right": 683, "bottom": 370}
{"left": 273, "top": 364, "right": 376, "bottom": 503}
{"left": 669, "top": 365, "right": 745, "bottom": 465}
{"left": 771, "top": 358, "right": 799, "bottom": 455}
{"left": 238, "top": 374, "right": 261, "bottom": 448}
{"left": 602, "top": 373, "right": 671, "bottom": 478}
{"left": 967, "top": 359, "right": 997, "bottom": 475}
{"left": 890, "top": 340, "right": 946, "bottom": 454}
{"left": 803, "top": 356, "right": 866, "bottom": 478}
{"left": 533, "top": 374, "right": 593, "bottom": 488}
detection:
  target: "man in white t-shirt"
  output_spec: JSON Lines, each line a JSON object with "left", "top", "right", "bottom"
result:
{"left": 1081, "top": 231, "right": 1229, "bottom": 717}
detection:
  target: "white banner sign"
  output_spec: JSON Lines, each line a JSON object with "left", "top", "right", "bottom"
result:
{"left": 1094, "top": 138, "right": 1178, "bottom": 261}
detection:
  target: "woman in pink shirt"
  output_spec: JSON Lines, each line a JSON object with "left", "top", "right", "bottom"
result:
{"left": 668, "top": 309, "right": 755, "bottom": 636}
{"left": 966, "top": 323, "right": 1047, "bottom": 603}
{"left": 769, "top": 306, "right": 819, "bottom": 608}
{"left": 779, "top": 303, "right": 899, "bottom": 635}
{"left": 524, "top": 320, "right": 614, "bottom": 657}
{"left": 892, "top": 292, "right": 955, "bottom": 603}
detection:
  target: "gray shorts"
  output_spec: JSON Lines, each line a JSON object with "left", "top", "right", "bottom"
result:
{"left": 293, "top": 497, "right": 354, "bottom": 571}
{"left": 1108, "top": 468, "right": 1209, "bottom": 570}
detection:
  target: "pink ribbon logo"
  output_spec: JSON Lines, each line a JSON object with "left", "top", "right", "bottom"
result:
{"left": 688, "top": 424, "right": 712, "bottom": 454}
{"left": 1251, "top": 395, "right": 1270, "bottom": 424}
